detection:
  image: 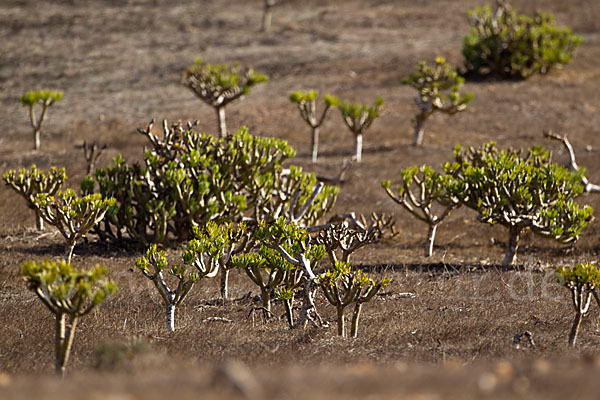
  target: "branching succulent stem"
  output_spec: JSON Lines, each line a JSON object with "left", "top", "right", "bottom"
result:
{"left": 337, "top": 306, "right": 345, "bottom": 337}
{"left": 311, "top": 127, "right": 320, "bottom": 163}
{"left": 350, "top": 303, "right": 362, "bottom": 338}
{"left": 502, "top": 226, "right": 521, "bottom": 267}
{"left": 354, "top": 134, "right": 363, "bottom": 163}
{"left": 425, "top": 223, "right": 438, "bottom": 258}
{"left": 216, "top": 106, "right": 227, "bottom": 138}
{"left": 412, "top": 110, "right": 430, "bottom": 146}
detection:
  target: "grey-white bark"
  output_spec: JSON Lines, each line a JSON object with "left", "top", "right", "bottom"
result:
{"left": 311, "top": 127, "right": 319, "bottom": 163}
{"left": 216, "top": 106, "right": 227, "bottom": 138}
{"left": 502, "top": 227, "right": 521, "bottom": 267}
{"left": 425, "top": 223, "right": 438, "bottom": 257}
{"left": 354, "top": 134, "right": 363, "bottom": 162}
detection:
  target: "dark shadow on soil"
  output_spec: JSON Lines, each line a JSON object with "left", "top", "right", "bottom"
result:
{"left": 355, "top": 262, "right": 537, "bottom": 276}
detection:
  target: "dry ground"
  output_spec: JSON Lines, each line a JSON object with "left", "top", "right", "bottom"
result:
{"left": 2, "top": 0, "right": 600, "bottom": 398}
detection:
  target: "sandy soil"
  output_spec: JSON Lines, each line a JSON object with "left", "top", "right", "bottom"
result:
{"left": 2, "top": 0, "right": 600, "bottom": 398}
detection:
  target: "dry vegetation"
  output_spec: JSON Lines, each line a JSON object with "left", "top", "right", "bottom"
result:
{"left": 2, "top": 0, "right": 600, "bottom": 398}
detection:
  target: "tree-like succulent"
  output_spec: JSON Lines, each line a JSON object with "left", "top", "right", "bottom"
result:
{"left": 290, "top": 90, "right": 339, "bottom": 163}
{"left": 313, "top": 212, "right": 395, "bottom": 265}
{"left": 402, "top": 57, "right": 472, "bottom": 146}
{"left": 182, "top": 59, "right": 268, "bottom": 138}
{"left": 463, "top": 0, "right": 583, "bottom": 79}
{"left": 317, "top": 261, "right": 388, "bottom": 337}
{"left": 382, "top": 165, "right": 459, "bottom": 257}
{"left": 2, "top": 165, "right": 66, "bottom": 230}
{"left": 34, "top": 190, "right": 116, "bottom": 263}
{"left": 136, "top": 240, "right": 222, "bottom": 332}
{"left": 20, "top": 90, "right": 63, "bottom": 150}
{"left": 21, "top": 259, "right": 117, "bottom": 376}
{"left": 446, "top": 142, "right": 593, "bottom": 266}
{"left": 85, "top": 123, "right": 299, "bottom": 245}
{"left": 234, "top": 217, "right": 327, "bottom": 327}
{"left": 231, "top": 247, "right": 287, "bottom": 319}
{"left": 556, "top": 263, "right": 600, "bottom": 347}
{"left": 192, "top": 221, "right": 251, "bottom": 303}
{"left": 337, "top": 97, "right": 383, "bottom": 162}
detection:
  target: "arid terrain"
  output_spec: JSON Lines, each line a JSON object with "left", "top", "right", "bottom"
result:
{"left": 2, "top": 0, "right": 600, "bottom": 398}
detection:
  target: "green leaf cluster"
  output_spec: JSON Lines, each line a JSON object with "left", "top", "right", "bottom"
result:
{"left": 3, "top": 164, "right": 66, "bottom": 210}
{"left": 445, "top": 142, "right": 593, "bottom": 243}
{"left": 21, "top": 259, "right": 117, "bottom": 315}
{"left": 33, "top": 189, "right": 116, "bottom": 262}
{"left": 557, "top": 263, "right": 600, "bottom": 289}
{"left": 20, "top": 90, "right": 63, "bottom": 106}
{"left": 402, "top": 57, "right": 473, "bottom": 115}
{"left": 182, "top": 58, "right": 267, "bottom": 107}
{"left": 337, "top": 97, "right": 383, "bottom": 136}
{"left": 463, "top": 1, "right": 583, "bottom": 78}
{"left": 85, "top": 123, "right": 337, "bottom": 246}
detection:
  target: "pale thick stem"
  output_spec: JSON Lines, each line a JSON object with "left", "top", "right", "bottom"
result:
{"left": 502, "top": 227, "right": 520, "bottom": 267}
{"left": 36, "top": 213, "right": 44, "bottom": 231}
{"left": 61, "top": 317, "right": 77, "bottom": 377}
{"left": 311, "top": 127, "right": 319, "bottom": 163}
{"left": 350, "top": 303, "right": 362, "bottom": 338}
{"left": 337, "top": 307, "right": 345, "bottom": 337}
{"left": 284, "top": 299, "right": 294, "bottom": 328}
{"left": 261, "top": 290, "right": 271, "bottom": 319}
{"left": 66, "top": 243, "right": 76, "bottom": 264}
{"left": 262, "top": 8, "right": 273, "bottom": 32}
{"left": 220, "top": 268, "right": 229, "bottom": 303}
{"left": 167, "top": 303, "right": 176, "bottom": 332}
{"left": 412, "top": 111, "right": 428, "bottom": 146}
{"left": 216, "top": 106, "right": 227, "bottom": 138}
{"left": 568, "top": 312, "right": 582, "bottom": 347}
{"left": 354, "top": 134, "right": 362, "bottom": 163}
{"left": 34, "top": 129, "right": 41, "bottom": 150}
{"left": 412, "top": 123, "right": 425, "bottom": 146}
{"left": 55, "top": 313, "right": 65, "bottom": 375}
{"left": 425, "top": 224, "right": 438, "bottom": 257}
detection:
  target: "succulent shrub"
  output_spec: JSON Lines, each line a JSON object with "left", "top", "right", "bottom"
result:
{"left": 34, "top": 190, "right": 116, "bottom": 263}
{"left": 290, "top": 90, "right": 339, "bottom": 163}
{"left": 234, "top": 217, "right": 327, "bottom": 328}
{"left": 446, "top": 142, "right": 593, "bottom": 266}
{"left": 136, "top": 238, "right": 224, "bottom": 332}
{"left": 20, "top": 90, "right": 63, "bottom": 150}
{"left": 317, "top": 261, "right": 388, "bottom": 337}
{"left": 337, "top": 97, "right": 383, "bottom": 162}
{"left": 192, "top": 221, "right": 252, "bottom": 302}
{"left": 463, "top": 0, "right": 583, "bottom": 79}
{"left": 84, "top": 123, "right": 337, "bottom": 247}
{"left": 313, "top": 212, "right": 395, "bottom": 265}
{"left": 182, "top": 59, "right": 268, "bottom": 138}
{"left": 556, "top": 263, "right": 600, "bottom": 347}
{"left": 21, "top": 259, "right": 117, "bottom": 376}
{"left": 2, "top": 165, "right": 66, "bottom": 230}
{"left": 402, "top": 57, "right": 473, "bottom": 146}
{"left": 382, "top": 165, "right": 459, "bottom": 257}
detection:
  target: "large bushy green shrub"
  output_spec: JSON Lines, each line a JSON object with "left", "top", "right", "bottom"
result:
{"left": 463, "top": 0, "right": 583, "bottom": 78}
{"left": 83, "top": 122, "right": 338, "bottom": 246}
{"left": 446, "top": 142, "right": 593, "bottom": 266}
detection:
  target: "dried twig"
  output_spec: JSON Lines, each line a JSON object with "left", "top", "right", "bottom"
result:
{"left": 544, "top": 130, "right": 600, "bottom": 193}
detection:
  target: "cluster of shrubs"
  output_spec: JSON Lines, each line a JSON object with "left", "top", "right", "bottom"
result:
{"left": 3, "top": 0, "right": 590, "bottom": 375}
